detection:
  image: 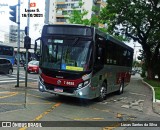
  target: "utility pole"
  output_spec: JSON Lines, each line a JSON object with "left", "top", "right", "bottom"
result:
{"left": 15, "top": 0, "right": 21, "bottom": 87}
{"left": 24, "top": 0, "right": 31, "bottom": 108}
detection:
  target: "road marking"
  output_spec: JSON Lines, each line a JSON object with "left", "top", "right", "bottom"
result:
{"left": 0, "top": 78, "right": 17, "bottom": 80}
{"left": 0, "top": 80, "right": 25, "bottom": 83}
{"left": 74, "top": 117, "right": 104, "bottom": 120}
{"left": 102, "top": 122, "right": 121, "bottom": 130}
{"left": 90, "top": 107, "right": 111, "bottom": 113}
{"left": 0, "top": 79, "right": 37, "bottom": 83}
{"left": 5, "top": 75, "right": 38, "bottom": 80}
{"left": 0, "top": 92, "right": 18, "bottom": 99}
{"left": 19, "top": 102, "right": 61, "bottom": 130}
{"left": 129, "top": 92, "right": 146, "bottom": 96}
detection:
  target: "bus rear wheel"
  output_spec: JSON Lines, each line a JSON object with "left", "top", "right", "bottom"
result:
{"left": 97, "top": 82, "right": 107, "bottom": 102}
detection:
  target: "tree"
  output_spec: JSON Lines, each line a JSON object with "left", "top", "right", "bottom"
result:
{"left": 100, "top": 0, "right": 160, "bottom": 80}
{"left": 67, "top": 2, "right": 100, "bottom": 26}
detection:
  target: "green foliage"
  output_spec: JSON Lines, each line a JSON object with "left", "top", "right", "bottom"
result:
{"left": 68, "top": 9, "right": 90, "bottom": 25}
{"left": 100, "top": 0, "right": 160, "bottom": 80}
{"left": 68, "top": 2, "right": 125, "bottom": 42}
{"left": 144, "top": 78, "right": 160, "bottom": 99}
{"left": 92, "top": 6, "right": 100, "bottom": 13}
{"left": 133, "top": 61, "right": 141, "bottom": 67}
{"left": 141, "top": 62, "right": 147, "bottom": 78}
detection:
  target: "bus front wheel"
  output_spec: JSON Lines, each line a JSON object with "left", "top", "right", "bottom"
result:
{"left": 117, "top": 83, "right": 124, "bottom": 95}
{"left": 97, "top": 82, "right": 107, "bottom": 102}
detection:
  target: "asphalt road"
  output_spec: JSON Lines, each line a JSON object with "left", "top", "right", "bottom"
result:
{"left": 0, "top": 67, "right": 39, "bottom": 85}
{"left": 0, "top": 74, "right": 160, "bottom": 130}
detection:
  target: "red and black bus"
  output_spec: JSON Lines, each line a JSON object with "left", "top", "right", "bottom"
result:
{"left": 34, "top": 24, "right": 133, "bottom": 101}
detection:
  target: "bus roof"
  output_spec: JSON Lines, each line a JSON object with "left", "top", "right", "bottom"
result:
{"left": 42, "top": 24, "right": 133, "bottom": 52}
{"left": 0, "top": 44, "right": 14, "bottom": 48}
{"left": 96, "top": 29, "right": 134, "bottom": 52}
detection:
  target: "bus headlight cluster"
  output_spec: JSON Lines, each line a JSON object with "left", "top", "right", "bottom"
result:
{"left": 39, "top": 76, "right": 44, "bottom": 84}
{"left": 77, "top": 79, "right": 90, "bottom": 89}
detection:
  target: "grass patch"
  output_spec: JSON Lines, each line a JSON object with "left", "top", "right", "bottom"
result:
{"left": 154, "top": 88, "right": 160, "bottom": 100}
{"left": 144, "top": 79, "right": 160, "bottom": 100}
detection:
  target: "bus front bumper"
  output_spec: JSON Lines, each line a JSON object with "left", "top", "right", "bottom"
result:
{"left": 38, "top": 77, "right": 94, "bottom": 99}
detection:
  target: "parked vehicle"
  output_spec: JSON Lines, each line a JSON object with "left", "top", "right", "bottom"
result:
{"left": 25, "top": 60, "right": 39, "bottom": 74}
{"left": 131, "top": 69, "right": 136, "bottom": 75}
{"left": 0, "top": 58, "right": 13, "bottom": 74}
{"left": 0, "top": 44, "right": 15, "bottom": 65}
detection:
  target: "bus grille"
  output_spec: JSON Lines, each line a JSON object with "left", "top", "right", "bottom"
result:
{"left": 44, "top": 82, "right": 77, "bottom": 93}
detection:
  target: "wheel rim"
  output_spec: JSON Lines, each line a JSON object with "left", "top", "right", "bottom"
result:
{"left": 100, "top": 86, "right": 107, "bottom": 99}
{"left": 119, "top": 84, "right": 123, "bottom": 93}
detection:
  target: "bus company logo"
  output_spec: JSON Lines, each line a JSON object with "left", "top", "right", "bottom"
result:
{"left": 57, "top": 80, "right": 61, "bottom": 85}
{"left": 2, "top": 122, "right": 11, "bottom": 127}
{"left": 30, "top": 2, "right": 36, "bottom": 7}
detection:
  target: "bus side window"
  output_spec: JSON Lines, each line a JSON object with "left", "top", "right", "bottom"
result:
{"left": 94, "top": 36, "right": 105, "bottom": 71}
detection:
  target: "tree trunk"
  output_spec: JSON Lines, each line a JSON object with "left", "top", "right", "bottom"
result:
{"left": 147, "top": 67, "right": 155, "bottom": 79}
{"left": 158, "top": 73, "right": 160, "bottom": 81}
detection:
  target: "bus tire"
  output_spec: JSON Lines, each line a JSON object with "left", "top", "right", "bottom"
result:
{"left": 97, "top": 82, "right": 107, "bottom": 102}
{"left": 117, "top": 83, "right": 124, "bottom": 95}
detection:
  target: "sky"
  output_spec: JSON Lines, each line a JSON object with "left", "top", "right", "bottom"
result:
{"left": 0, "top": 0, "right": 45, "bottom": 43}
{"left": 0, "top": 0, "right": 142, "bottom": 60}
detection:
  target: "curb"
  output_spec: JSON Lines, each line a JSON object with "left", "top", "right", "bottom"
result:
{"left": 142, "top": 79, "right": 160, "bottom": 115}
{"left": 142, "top": 79, "right": 156, "bottom": 102}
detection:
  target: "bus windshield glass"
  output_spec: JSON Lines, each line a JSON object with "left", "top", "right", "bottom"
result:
{"left": 41, "top": 38, "right": 92, "bottom": 72}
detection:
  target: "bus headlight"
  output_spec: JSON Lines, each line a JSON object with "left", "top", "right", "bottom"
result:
{"left": 40, "top": 85, "right": 43, "bottom": 90}
{"left": 79, "top": 91, "right": 83, "bottom": 96}
{"left": 77, "top": 79, "right": 90, "bottom": 89}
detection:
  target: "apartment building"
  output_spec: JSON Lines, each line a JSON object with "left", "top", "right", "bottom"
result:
{"left": 45, "top": 0, "right": 106, "bottom": 24}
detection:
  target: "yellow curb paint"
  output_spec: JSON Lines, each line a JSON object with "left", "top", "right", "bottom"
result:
{"left": 0, "top": 102, "right": 52, "bottom": 105}
{"left": 0, "top": 92, "right": 18, "bottom": 99}
{"left": 117, "top": 113, "right": 122, "bottom": 118}
{"left": 102, "top": 122, "right": 121, "bottom": 130}
{"left": 19, "top": 102, "right": 61, "bottom": 130}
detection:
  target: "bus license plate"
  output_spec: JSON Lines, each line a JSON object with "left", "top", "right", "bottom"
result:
{"left": 54, "top": 88, "right": 63, "bottom": 93}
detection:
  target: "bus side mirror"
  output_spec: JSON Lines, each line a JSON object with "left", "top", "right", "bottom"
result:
{"left": 34, "top": 41, "right": 37, "bottom": 53}
{"left": 98, "top": 47, "right": 102, "bottom": 58}
{"left": 34, "top": 37, "right": 41, "bottom": 58}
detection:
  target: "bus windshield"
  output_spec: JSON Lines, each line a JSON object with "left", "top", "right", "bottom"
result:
{"left": 41, "top": 38, "right": 92, "bottom": 72}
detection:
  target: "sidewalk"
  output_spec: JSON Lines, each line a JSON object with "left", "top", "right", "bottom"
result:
{"left": 142, "top": 80, "right": 160, "bottom": 115}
